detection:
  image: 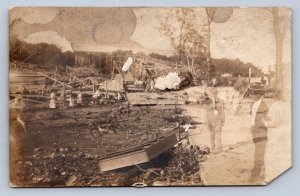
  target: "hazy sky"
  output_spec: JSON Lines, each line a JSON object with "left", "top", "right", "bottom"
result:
{"left": 10, "top": 7, "right": 291, "bottom": 71}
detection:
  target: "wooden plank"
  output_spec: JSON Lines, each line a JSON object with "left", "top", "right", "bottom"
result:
{"left": 22, "top": 98, "right": 47, "bottom": 103}
{"left": 99, "top": 132, "right": 178, "bottom": 172}
{"left": 99, "top": 150, "right": 149, "bottom": 172}
{"left": 126, "top": 92, "right": 186, "bottom": 105}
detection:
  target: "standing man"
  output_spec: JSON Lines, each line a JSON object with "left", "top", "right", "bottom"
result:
{"left": 92, "top": 88, "right": 101, "bottom": 105}
{"left": 249, "top": 92, "right": 269, "bottom": 183}
{"left": 204, "top": 88, "right": 225, "bottom": 153}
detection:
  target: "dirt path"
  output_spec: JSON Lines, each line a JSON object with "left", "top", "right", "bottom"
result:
{"left": 199, "top": 143, "right": 254, "bottom": 185}
{"left": 180, "top": 102, "right": 256, "bottom": 185}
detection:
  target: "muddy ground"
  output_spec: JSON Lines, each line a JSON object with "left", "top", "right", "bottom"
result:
{"left": 10, "top": 103, "right": 208, "bottom": 187}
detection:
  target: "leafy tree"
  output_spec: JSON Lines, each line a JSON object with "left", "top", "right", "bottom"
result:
{"left": 159, "top": 8, "right": 207, "bottom": 72}
{"left": 212, "top": 58, "right": 263, "bottom": 77}
{"left": 10, "top": 39, "right": 76, "bottom": 67}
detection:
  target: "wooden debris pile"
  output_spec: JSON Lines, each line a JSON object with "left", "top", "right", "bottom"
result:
{"left": 17, "top": 144, "right": 209, "bottom": 187}
{"left": 13, "top": 106, "right": 195, "bottom": 186}
{"left": 81, "top": 144, "right": 209, "bottom": 186}
{"left": 133, "top": 144, "right": 210, "bottom": 184}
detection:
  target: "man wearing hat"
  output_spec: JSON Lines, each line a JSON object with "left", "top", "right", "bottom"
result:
{"left": 249, "top": 91, "right": 269, "bottom": 183}
{"left": 204, "top": 88, "right": 225, "bottom": 153}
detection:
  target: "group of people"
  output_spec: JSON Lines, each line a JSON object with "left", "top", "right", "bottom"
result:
{"left": 49, "top": 90, "right": 83, "bottom": 109}
{"left": 203, "top": 88, "right": 291, "bottom": 183}
{"left": 50, "top": 87, "right": 123, "bottom": 108}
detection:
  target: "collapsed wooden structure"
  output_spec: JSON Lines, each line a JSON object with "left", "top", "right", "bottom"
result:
{"left": 9, "top": 50, "right": 186, "bottom": 106}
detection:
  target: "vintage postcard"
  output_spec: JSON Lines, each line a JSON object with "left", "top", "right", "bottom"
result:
{"left": 9, "top": 7, "right": 292, "bottom": 187}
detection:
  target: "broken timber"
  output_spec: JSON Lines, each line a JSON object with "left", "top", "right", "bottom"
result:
{"left": 99, "top": 130, "right": 178, "bottom": 172}
{"left": 126, "top": 92, "right": 187, "bottom": 106}
{"left": 37, "top": 72, "right": 72, "bottom": 88}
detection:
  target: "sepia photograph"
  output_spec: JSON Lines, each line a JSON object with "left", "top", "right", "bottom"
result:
{"left": 9, "top": 7, "right": 292, "bottom": 187}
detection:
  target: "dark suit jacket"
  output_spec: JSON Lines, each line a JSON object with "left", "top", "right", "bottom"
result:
{"left": 250, "top": 100, "right": 269, "bottom": 142}
{"left": 206, "top": 98, "right": 225, "bottom": 128}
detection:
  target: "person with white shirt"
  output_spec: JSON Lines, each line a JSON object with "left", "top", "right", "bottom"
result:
{"left": 263, "top": 99, "right": 292, "bottom": 182}
{"left": 249, "top": 92, "right": 269, "bottom": 183}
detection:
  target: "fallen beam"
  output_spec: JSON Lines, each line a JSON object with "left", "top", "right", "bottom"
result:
{"left": 37, "top": 72, "right": 72, "bottom": 88}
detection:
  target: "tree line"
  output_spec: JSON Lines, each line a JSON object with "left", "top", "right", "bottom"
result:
{"left": 10, "top": 38, "right": 75, "bottom": 67}
{"left": 10, "top": 38, "right": 263, "bottom": 77}
{"left": 149, "top": 52, "right": 263, "bottom": 77}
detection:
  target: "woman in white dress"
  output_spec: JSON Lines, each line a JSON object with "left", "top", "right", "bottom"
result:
{"left": 69, "top": 95, "right": 75, "bottom": 107}
{"left": 49, "top": 92, "right": 56, "bottom": 109}
{"left": 264, "top": 100, "right": 292, "bottom": 182}
{"left": 77, "top": 91, "right": 83, "bottom": 105}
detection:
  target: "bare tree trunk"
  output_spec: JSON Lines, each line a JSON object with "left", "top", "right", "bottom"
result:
{"left": 272, "top": 8, "right": 284, "bottom": 96}
{"left": 207, "top": 21, "right": 211, "bottom": 61}
{"left": 178, "top": 14, "right": 185, "bottom": 63}
{"left": 191, "top": 58, "right": 195, "bottom": 73}
{"left": 205, "top": 8, "right": 214, "bottom": 84}
{"left": 186, "top": 56, "right": 191, "bottom": 72}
